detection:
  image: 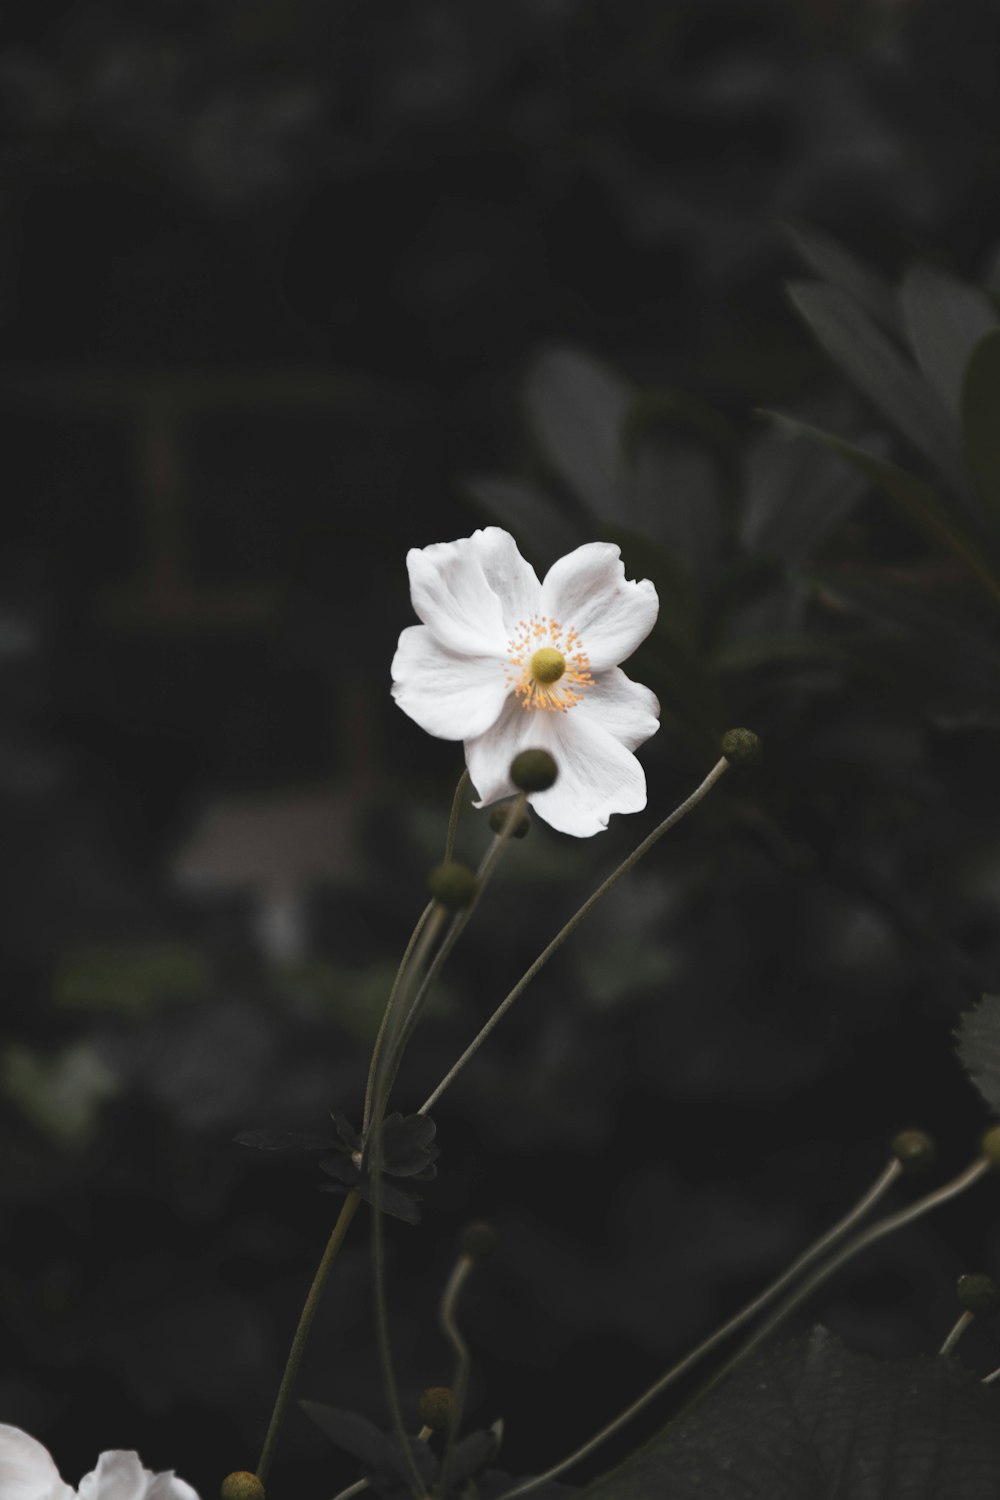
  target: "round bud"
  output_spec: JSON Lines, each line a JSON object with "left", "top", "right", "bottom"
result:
{"left": 721, "top": 727, "right": 762, "bottom": 770}
{"left": 981, "top": 1124, "right": 1000, "bottom": 1165}
{"left": 418, "top": 1385, "right": 455, "bottom": 1433}
{"left": 957, "top": 1273, "right": 1000, "bottom": 1317}
{"left": 460, "top": 1220, "right": 498, "bottom": 1262}
{"left": 221, "top": 1474, "right": 265, "bottom": 1500}
{"left": 428, "top": 860, "right": 479, "bottom": 910}
{"left": 488, "top": 802, "right": 531, "bottom": 840}
{"left": 890, "top": 1128, "right": 936, "bottom": 1173}
{"left": 510, "top": 749, "right": 558, "bottom": 793}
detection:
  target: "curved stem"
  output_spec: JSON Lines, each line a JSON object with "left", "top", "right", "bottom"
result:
{"left": 494, "top": 1156, "right": 901, "bottom": 1499}
{"left": 363, "top": 901, "right": 436, "bottom": 1133}
{"left": 939, "top": 1309, "right": 974, "bottom": 1356}
{"left": 438, "top": 1256, "right": 474, "bottom": 1500}
{"left": 419, "top": 758, "right": 730, "bottom": 1116}
{"left": 256, "top": 1191, "right": 362, "bottom": 1483}
{"left": 445, "top": 768, "right": 471, "bottom": 863}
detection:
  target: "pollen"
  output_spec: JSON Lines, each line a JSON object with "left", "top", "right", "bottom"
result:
{"left": 506, "top": 616, "right": 593, "bottom": 712}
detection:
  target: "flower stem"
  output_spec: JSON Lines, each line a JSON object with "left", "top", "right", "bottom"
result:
{"left": 363, "top": 901, "right": 437, "bottom": 1133}
{"left": 437, "top": 1255, "right": 475, "bottom": 1500}
{"left": 256, "top": 1190, "right": 362, "bottom": 1484}
{"left": 445, "top": 768, "right": 471, "bottom": 863}
{"left": 418, "top": 757, "right": 731, "bottom": 1117}
{"left": 494, "top": 1155, "right": 902, "bottom": 1499}
{"left": 939, "top": 1309, "right": 974, "bottom": 1356}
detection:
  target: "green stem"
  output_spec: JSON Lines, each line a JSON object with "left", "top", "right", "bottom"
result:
{"left": 363, "top": 901, "right": 439, "bottom": 1134}
{"left": 256, "top": 1191, "right": 362, "bottom": 1483}
{"left": 419, "top": 757, "right": 730, "bottom": 1117}
{"left": 493, "top": 1156, "right": 902, "bottom": 1499}
{"left": 437, "top": 1255, "right": 474, "bottom": 1500}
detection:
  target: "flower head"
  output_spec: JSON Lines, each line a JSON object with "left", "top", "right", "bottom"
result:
{"left": 391, "top": 528, "right": 660, "bottom": 836}
{"left": 0, "top": 1424, "right": 199, "bottom": 1500}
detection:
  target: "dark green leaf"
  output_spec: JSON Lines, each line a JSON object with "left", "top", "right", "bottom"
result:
{"left": 762, "top": 411, "right": 1000, "bottom": 604}
{"left": 782, "top": 221, "right": 899, "bottom": 332}
{"left": 900, "top": 264, "right": 999, "bottom": 418}
{"left": 787, "top": 280, "right": 968, "bottom": 495}
{"left": 583, "top": 1327, "right": 1000, "bottom": 1499}
{"left": 523, "top": 346, "right": 632, "bottom": 519}
{"left": 962, "top": 331, "right": 1000, "bottom": 527}
{"left": 956, "top": 994, "right": 1000, "bottom": 1116}
{"left": 741, "top": 425, "right": 869, "bottom": 563}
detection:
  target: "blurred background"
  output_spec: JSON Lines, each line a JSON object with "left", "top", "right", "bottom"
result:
{"left": 4, "top": 0, "right": 1000, "bottom": 1493}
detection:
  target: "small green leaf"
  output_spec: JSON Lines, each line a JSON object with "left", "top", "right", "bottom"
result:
{"left": 900, "top": 264, "right": 999, "bottom": 417}
{"left": 523, "top": 346, "right": 632, "bottom": 518}
{"left": 583, "top": 1327, "right": 1000, "bottom": 1500}
{"left": 961, "top": 330, "right": 1000, "bottom": 527}
{"left": 956, "top": 994, "right": 1000, "bottom": 1116}
{"left": 787, "top": 280, "right": 968, "bottom": 496}
{"left": 762, "top": 411, "right": 1000, "bottom": 604}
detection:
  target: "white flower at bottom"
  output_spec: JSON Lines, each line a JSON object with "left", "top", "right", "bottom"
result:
{"left": 391, "top": 528, "right": 660, "bottom": 837}
{"left": 0, "top": 1424, "right": 200, "bottom": 1500}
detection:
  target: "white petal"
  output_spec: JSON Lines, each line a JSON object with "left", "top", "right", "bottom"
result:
{"left": 391, "top": 626, "right": 509, "bottom": 741}
{"left": 576, "top": 668, "right": 660, "bottom": 751}
{"left": 0, "top": 1426, "right": 74, "bottom": 1500}
{"left": 465, "top": 695, "right": 650, "bottom": 837}
{"left": 140, "top": 1471, "right": 200, "bottom": 1500}
{"left": 464, "top": 694, "right": 538, "bottom": 807}
{"left": 77, "top": 1452, "right": 149, "bottom": 1500}
{"left": 529, "top": 708, "right": 649, "bottom": 837}
{"left": 406, "top": 529, "right": 539, "bottom": 656}
{"left": 539, "top": 543, "right": 658, "bottom": 672}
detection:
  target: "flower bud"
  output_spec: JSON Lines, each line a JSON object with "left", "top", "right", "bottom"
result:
{"left": 460, "top": 1220, "right": 498, "bottom": 1262}
{"left": 221, "top": 1474, "right": 265, "bottom": 1500}
{"left": 489, "top": 801, "right": 531, "bottom": 839}
{"left": 957, "top": 1273, "right": 1000, "bottom": 1317}
{"left": 428, "top": 860, "right": 479, "bottom": 910}
{"left": 981, "top": 1124, "right": 1000, "bottom": 1165}
{"left": 510, "top": 749, "right": 558, "bottom": 792}
{"left": 418, "top": 1385, "right": 455, "bottom": 1433}
{"left": 890, "top": 1128, "right": 936, "bottom": 1173}
{"left": 721, "top": 727, "right": 762, "bottom": 770}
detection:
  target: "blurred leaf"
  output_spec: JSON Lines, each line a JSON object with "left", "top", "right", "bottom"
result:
{"left": 740, "top": 424, "right": 869, "bottom": 563}
{"left": 460, "top": 474, "right": 581, "bottom": 567}
{"left": 962, "top": 331, "right": 1000, "bottom": 527}
{"left": 711, "top": 632, "right": 847, "bottom": 674}
{"left": 782, "top": 222, "right": 899, "bottom": 332}
{"left": 235, "top": 1128, "right": 335, "bottom": 1150}
{"left": 787, "top": 280, "right": 968, "bottom": 496}
{"left": 583, "top": 1327, "right": 1000, "bottom": 1499}
{"left": 900, "top": 264, "right": 999, "bottom": 417}
{"left": 956, "top": 994, "right": 1000, "bottom": 1116}
{"left": 0, "top": 1042, "right": 119, "bottom": 1149}
{"left": 53, "top": 942, "right": 213, "bottom": 1016}
{"left": 762, "top": 411, "right": 1000, "bottom": 604}
{"left": 524, "top": 346, "right": 632, "bottom": 519}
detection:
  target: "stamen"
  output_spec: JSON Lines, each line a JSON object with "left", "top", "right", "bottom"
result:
{"left": 506, "top": 615, "right": 594, "bottom": 712}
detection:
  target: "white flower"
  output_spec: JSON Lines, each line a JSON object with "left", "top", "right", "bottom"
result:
{"left": 0, "top": 1424, "right": 200, "bottom": 1500}
{"left": 391, "top": 528, "right": 660, "bottom": 837}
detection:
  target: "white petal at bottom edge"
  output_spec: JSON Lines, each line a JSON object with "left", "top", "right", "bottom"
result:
{"left": 77, "top": 1451, "right": 199, "bottom": 1500}
{"left": 0, "top": 1426, "right": 75, "bottom": 1500}
{"left": 466, "top": 695, "right": 648, "bottom": 837}
{"left": 391, "top": 625, "right": 509, "bottom": 741}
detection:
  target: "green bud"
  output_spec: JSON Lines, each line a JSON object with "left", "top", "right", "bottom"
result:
{"left": 460, "top": 1220, "right": 498, "bottom": 1262}
{"left": 418, "top": 1385, "right": 455, "bottom": 1433}
{"left": 510, "top": 749, "right": 558, "bottom": 792}
{"left": 981, "top": 1124, "right": 1000, "bottom": 1165}
{"left": 957, "top": 1273, "right": 1000, "bottom": 1317}
{"left": 890, "top": 1128, "right": 936, "bottom": 1173}
{"left": 221, "top": 1474, "right": 265, "bottom": 1500}
{"left": 721, "top": 727, "right": 762, "bottom": 770}
{"left": 428, "top": 860, "right": 479, "bottom": 910}
{"left": 488, "top": 802, "right": 531, "bottom": 839}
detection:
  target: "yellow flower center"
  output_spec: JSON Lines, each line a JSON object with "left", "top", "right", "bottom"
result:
{"left": 506, "top": 616, "right": 593, "bottom": 712}
{"left": 530, "top": 647, "right": 566, "bottom": 684}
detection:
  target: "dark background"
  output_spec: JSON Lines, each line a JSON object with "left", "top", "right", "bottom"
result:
{"left": 3, "top": 1, "right": 1000, "bottom": 1495}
